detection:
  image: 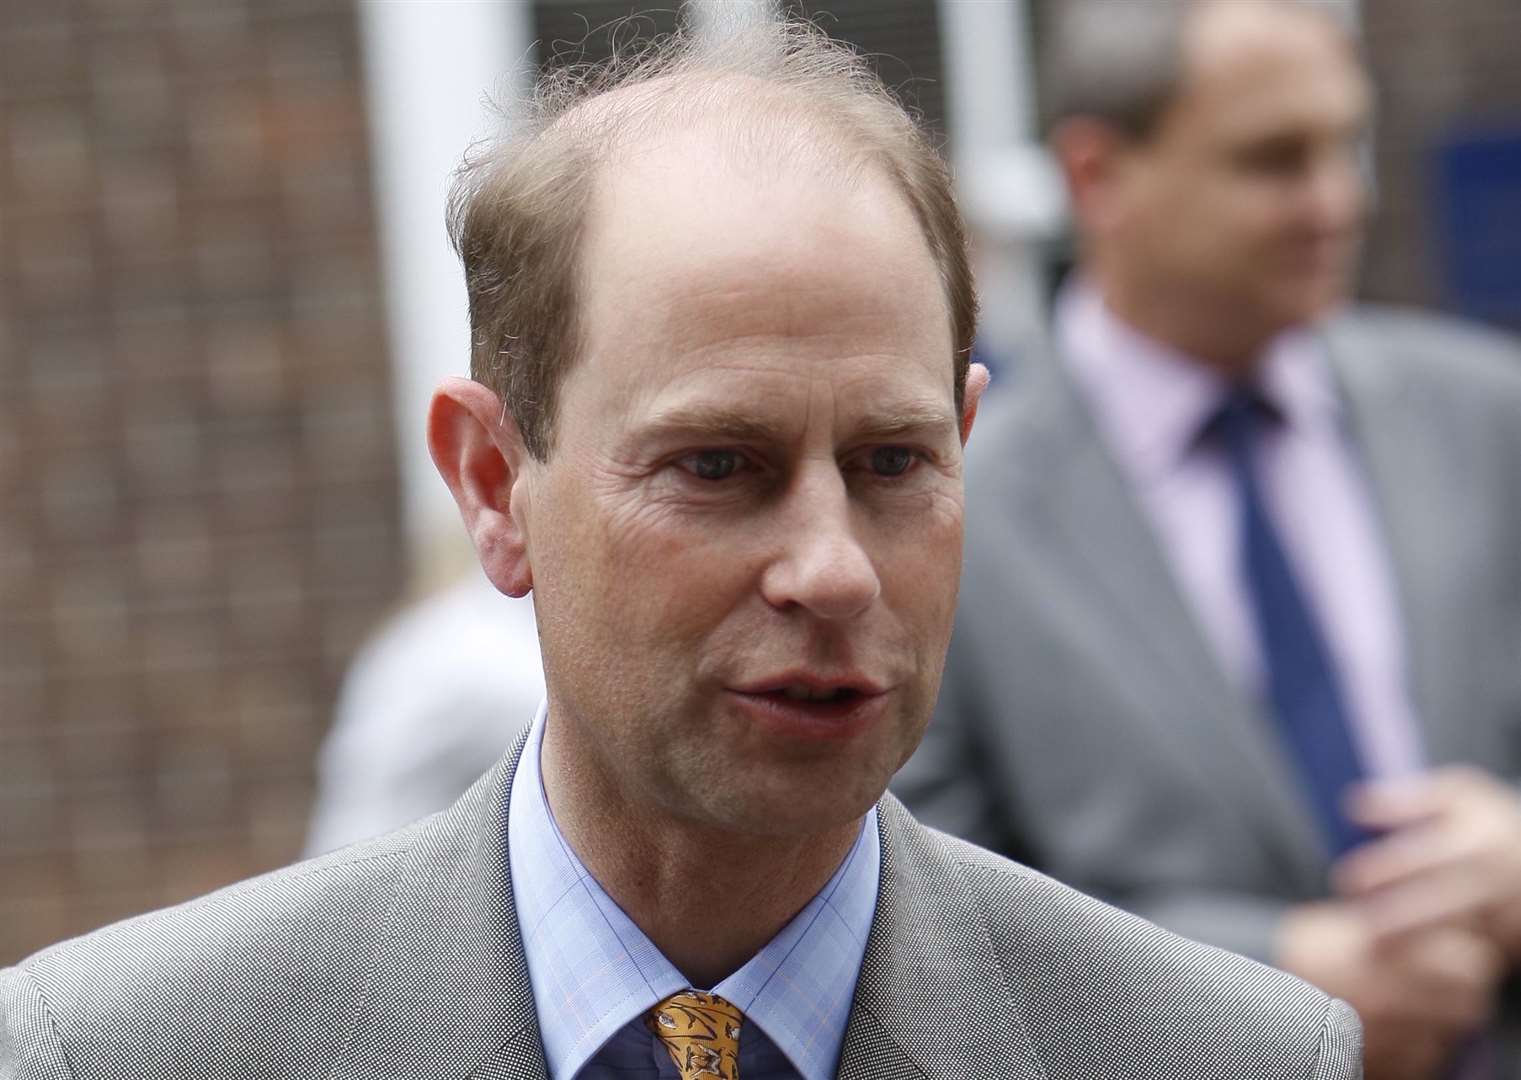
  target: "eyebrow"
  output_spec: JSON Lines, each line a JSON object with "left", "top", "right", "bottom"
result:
{"left": 852, "top": 405, "right": 961, "bottom": 442}
{"left": 641, "top": 405, "right": 785, "bottom": 444}
{"left": 639, "top": 401, "right": 959, "bottom": 444}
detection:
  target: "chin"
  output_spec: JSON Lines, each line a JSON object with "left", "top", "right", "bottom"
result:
{"left": 711, "top": 775, "right": 887, "bottom": 838}
{"left": 1260, "top": 283, "right": 1345, "bottom": 332}
{"left": 1280, "top": 262, "right": 1355, "bottom": 316}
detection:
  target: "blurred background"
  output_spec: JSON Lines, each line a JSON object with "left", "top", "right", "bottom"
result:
{"left": 2, "top": 0, "right": 1518, "bottom": 964}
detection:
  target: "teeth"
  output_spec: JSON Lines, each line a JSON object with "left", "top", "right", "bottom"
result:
{"left": 782, "top": 685, "right": 842, "bottom": 702}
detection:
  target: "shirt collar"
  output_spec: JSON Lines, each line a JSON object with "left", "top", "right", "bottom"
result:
{"left": 508, "top": 704, "right": 880, "bottom": 1080}
{"left": 1057, "top": 279, "right": 1343, "bottom": 484}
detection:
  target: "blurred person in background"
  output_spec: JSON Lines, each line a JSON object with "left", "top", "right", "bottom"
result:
{"left": 304, "top": 568, "right": 543, "bottom": 855}
{"left": 897, "top": 0, "right": 1521, "bottom": 1077}
{"left": 1, "top": 21, "right": 1366, "bottom": 1080}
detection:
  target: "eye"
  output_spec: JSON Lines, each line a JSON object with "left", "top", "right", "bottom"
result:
{"left": 869, "top": 446, "right": 915, "bottom": 477}
{"left": 1236, "top": 138, "right": 1308, "bottom": 177}
{"left": 679, "top": 450, "right": 744, "bottom": 481}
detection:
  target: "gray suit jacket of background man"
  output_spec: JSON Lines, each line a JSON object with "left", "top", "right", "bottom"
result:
{"left": 896, "top": 306, "right": 1521, "bottom": 1053}
{"left": 2, "top": 728, "right": 1360, "bottom": 1079}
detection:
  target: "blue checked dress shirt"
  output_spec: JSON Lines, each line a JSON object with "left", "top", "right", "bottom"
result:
{"left": 508, "top": 704, "right": 881, "bottom": 1080}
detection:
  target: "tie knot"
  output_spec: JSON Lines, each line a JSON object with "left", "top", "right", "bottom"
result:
{"left": 1201, "top": 384, "right": 1281, "bottom": 454}
{"left": 646, "top": 990, "right": 743, "bottom": 1079}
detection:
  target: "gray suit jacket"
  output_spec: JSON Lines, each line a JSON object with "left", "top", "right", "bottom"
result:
{"left": 895, "top": 307, "right": 1521, "bottom": 1043}
{"left": 3, "top": 729, "right": 1360, "bottom": 1078}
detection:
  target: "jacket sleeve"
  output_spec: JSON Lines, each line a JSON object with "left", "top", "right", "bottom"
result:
{"left": 0, "top": 967, "right": 74, "bottom": 1080}
{"left": 1313, "top": 997, "right": 1363, "bottom": 1080}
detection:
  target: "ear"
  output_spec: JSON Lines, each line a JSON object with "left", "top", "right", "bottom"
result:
{"left": 1048, "top": 116, "right": 1134, "bottom": 234}
{"left": 959, "top": 362, "right": 991, "bottom": 446}
{"left": 427, "top": 377, "right": 535, "bottom": 597}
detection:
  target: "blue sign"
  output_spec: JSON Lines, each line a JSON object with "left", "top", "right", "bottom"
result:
{"left": 1433, "top": 124, "right": 1521, "bottom": 331}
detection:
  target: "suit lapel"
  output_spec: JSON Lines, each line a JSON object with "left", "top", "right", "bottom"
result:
{"left": 995, "top": 353, "right": 1327, "bottom": 889}
{"left": 1010, "top": 363, "right": 1229, "bottom": 700}
{"left": 334, "top": 726, "right": 548, "bottom": 1080}
{"left": 838, "top": 796, "right": 1047, "bottom": 1080}
{"left": 1324, "top": 319, "right": 1470, "bottom": 767}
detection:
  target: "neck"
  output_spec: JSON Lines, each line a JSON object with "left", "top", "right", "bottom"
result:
{"left": 1090, "top": 264, "right": 1278, "bottom": 379}
{"left": 540, "top": 715, "right": 862, "bottom": 989}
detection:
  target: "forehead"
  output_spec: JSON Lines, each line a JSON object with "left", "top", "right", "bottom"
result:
{"left": 1170, "top": 2, "right": 1370, "bottom": 136}
{"left": 566, "top": 129, "right": 955, "bottom": 422}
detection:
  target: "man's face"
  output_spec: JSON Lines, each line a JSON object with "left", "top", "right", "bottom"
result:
{"left": 519, "top": 138, "right": 973, "bottom": 837}
{"left": 1106, "top": 2, "right": 1371, "bottom": 336}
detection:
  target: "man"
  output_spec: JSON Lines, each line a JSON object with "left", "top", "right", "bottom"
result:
{"left": 2, "top": 22, "right": 1361, "bottom": 1080}
{"left": 896, "top": 1, "right": 1521, "bottom": 1077}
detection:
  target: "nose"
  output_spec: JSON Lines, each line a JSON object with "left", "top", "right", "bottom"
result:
{"left": 758, "top": 471, "right": 881, "bottom": 621}
{"left": 1306, "top": 145, "right": 1365, "bottom": 232}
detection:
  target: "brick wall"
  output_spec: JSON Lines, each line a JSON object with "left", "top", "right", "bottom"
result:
{"left": 0, "top": 0, "right": 403, "bottom": 963}
{"left": 1360, "top": 0, "right": 1521, "bottom": 317}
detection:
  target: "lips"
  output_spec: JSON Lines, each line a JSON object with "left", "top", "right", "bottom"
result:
{"left": 733, "top": 671, "right": 886, "bottom": 698}
{"left": 777, "top": 684, "right": 862, "bottom": 703}
{"left": 725, "top": 673, "right": 889, "bottom": 738}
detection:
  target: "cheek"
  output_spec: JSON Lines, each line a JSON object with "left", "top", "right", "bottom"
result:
{"left": 874, "top": 494, "right": 965, "bottom": 624}
{"left": 599, "top": 504, "right": 763, "bottom": 638}
{"left": 1232, "top": 184, "right": 1305, "bottom": 242}
{"left": 1161, "top": 174, "right": 1265, "bottom": 249}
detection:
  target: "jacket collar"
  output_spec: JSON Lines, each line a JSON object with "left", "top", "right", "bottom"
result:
{"left": 838, "top": 795, "right": 1046, "bottom": 1080}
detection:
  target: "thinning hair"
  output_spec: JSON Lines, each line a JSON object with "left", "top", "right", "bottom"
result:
{"left": 447, "top": 19, "right": 976, "bottom": 461}
{"left": 1040, "top": 0, "right": 1357, "bottom": 139}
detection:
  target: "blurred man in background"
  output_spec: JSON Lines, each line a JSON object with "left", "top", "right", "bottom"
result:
{"left": 897, "top": 1, "right": 1521, "bottom": 1076}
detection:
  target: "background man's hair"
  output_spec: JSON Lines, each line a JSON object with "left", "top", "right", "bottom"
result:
{"left": 448, "top": 19, "right": 976, "bottom": 461}
{"left": 1040, "top": 0, "right": 1357, "bottom": 140}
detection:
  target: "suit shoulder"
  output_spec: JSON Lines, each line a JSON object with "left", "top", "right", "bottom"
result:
{"left": 944, "top": 835, "right": 1357, "bottom": 1076}
{"left": 1335, "top": 305, "right": 1521, "bottom": 398}
{"left": 6, "top": 826, "right": 418, "bottom": 1079}
{"left": 21, "top": 825, "right": 416, "bottom": 979}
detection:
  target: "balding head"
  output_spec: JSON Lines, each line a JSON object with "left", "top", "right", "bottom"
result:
{"left": 449, "top": 22, "right": 975, "bottom": 461}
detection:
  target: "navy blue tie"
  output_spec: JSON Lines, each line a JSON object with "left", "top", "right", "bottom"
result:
{"left": 1211, "top": 390, "right": 1371, "bottom": 855}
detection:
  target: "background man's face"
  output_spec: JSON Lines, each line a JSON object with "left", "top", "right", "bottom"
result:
{"left": 521, "top": 135, "right": 967, "bottom": 837}
{"left": 1109, "top": 2, "right": 1371, "bottom": 335}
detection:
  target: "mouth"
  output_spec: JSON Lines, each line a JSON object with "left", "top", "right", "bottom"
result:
{"left": 775, "top": 683, "right": 866, "bottom": 702}
{"left": 726, "top": 676, "right": 888, "bottom": 735}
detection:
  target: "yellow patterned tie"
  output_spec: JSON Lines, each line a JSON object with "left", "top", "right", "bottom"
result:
{"left": 645, "top": 990, "right": 743, "bottom": 1079}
